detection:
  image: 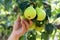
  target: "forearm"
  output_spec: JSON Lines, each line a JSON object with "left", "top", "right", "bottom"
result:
{"left": 8, "top": 32, "right": 19, "bottom": 40}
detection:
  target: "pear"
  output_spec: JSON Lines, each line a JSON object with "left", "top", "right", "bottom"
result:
{"left": 35, "top": 24, "right": 45, "bottom": 32}
{"left": 36, "top": 7, "right": 46, "bottom": 21}
{"left": 24, "top": 6, "right": 36, "bottom": 19}
{"left": 29, "top": 23, "right": 35, "bottom": 30}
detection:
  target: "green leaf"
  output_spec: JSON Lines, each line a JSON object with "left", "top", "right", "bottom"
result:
{"left": 43, "top": 1, "right": 51, "bottom": 17}
{"left": 0, "top": 0, "right": 4, "bottom": 5}
{"left": 27, "top": 30, "right": 36, "bottom": 40}
{"left": 36, "top": 0, "right": 42, "bottom": 7}
{"left": 4, "top": 0, "right": 12, "bottom": 10}
{"left": 41, "top": 32, "right": 49, "bottom": 40}
{"left": 45, "top": 23, "right": 54, "bottom": 34}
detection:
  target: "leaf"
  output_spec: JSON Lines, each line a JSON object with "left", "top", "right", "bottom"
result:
{"left": 43, "top": 1, "right": 51, "bottom": 17}
{"left": 19, "top": 1, "right": 30, "bottom": 12}
{"left": 4, "top": 0, "right": 12, "bottom": 10}
{"left": 45, "top": 23, "right": 54, "bottom": 34}
{"left": 19, "top": 36, "right": 25, "bottom": 40}
{"left": 36, "top": 0, "right": 43, "bottom": 7}
{"left": 41, "top": 32, "right": 49, "bottom": 40}
{"left": 27, "top": 30, "right": 37, "bottom": 40}
{"left": 56, "top": 13, "right": 60, "bottom": 18}
{"left": 0, "top": 0, "right": 4, "bottom": 5}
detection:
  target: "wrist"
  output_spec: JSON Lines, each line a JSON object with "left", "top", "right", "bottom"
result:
{"left": 8, "top": 31, "right": 19, "bottom": 40}
{"left": 12, "top": 31, "right": 20, "bottom": 38}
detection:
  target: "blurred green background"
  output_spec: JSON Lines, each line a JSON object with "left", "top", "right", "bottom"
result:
{"left": 0, "top": 0, "right": 60, "bottom": 40}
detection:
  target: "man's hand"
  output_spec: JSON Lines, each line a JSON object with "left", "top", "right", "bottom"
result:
{"left": 8, "top": 15, "right": 33, "bottom": 40}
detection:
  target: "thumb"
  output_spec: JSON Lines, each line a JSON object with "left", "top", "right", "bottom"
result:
{"left": 13, "top": 15, "right": 21, "bottom": 30}
{"left": 17, "top": 15, "right": 21, "bottom": 22}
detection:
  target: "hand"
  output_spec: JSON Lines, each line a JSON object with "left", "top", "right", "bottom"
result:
{"left": 8, "top": 15, "right": 33, "bottom": 40}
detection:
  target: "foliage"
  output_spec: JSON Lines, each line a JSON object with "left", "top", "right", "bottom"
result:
{"left": 0, "top": 0, "right": 60, "bottom": 40}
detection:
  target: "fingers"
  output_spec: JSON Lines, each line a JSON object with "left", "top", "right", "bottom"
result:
{"left": 13, "top": 16, "right": 21, "bottom": 30}
{"left": 13, "top": 15, "right": 33, "bottom": 32}
{"left": 22, "top": 20, "right": 29, "bottom": 31}
{"left": 16, "top": 15, "right": 21, "bottom": 26}
{"left": 17, "top": 15, "right": 21, "bottom": 22}
{"left": 29, "top": 20, "right": 33, "bottom": 26}
{"left": 21, "top": 21, "right": 26, "bottom": 34}
{"left": 22, "top": 20, "right": 33, "bottom": 32}
{"left": 14, "top": 20, "right": 26, "bottom": 36}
